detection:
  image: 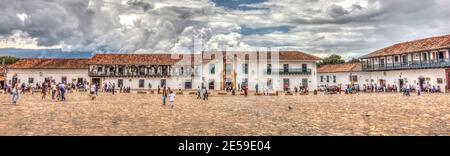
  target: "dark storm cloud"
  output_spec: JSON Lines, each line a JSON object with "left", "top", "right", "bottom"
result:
{"left": 0, "top": 0, "right": 104, "bottom": 47}
{"left": 0, "top": 0, "right": 449, "bottom": 58}
{"left": 0, "top": 0, "right": 235, "bottom": 52}
{"left": 126, "top": 0, "right": 154, "bottom": 12}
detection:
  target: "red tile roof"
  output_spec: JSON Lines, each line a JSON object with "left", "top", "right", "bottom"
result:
{"left": 277, "top": 51, "right": 322, "bottom": 61}
{"left": 88, "top": 54, "right": 182, "bottom": 65}
{"left": 362, "top": 34, "right": 450, "bottom": 58}
{"left": 317, "top": 63, "right": 362, "bottom": 73}
{"left": 200, "top": 51, "right": 321, "bottom": 61}
{"left": 8, "top": 59, "right": 89, "bottom": 69}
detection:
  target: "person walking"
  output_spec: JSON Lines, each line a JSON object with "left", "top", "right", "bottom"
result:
{"left": 204, "top": 87, "right": 208, "bottom": 100}
{"left": 243, "top": 86, "right": 248, "bottom": 97}
{"left": 41, "top": 82, "right": 47, "bottom": 99}
{"left": 197, "top": 86, "right": 201, "bottom": 99}
{"left": 103, "top": 82, "right": 107, "bottom": 93}
{"left": 405, "top": 81, "right": 411, "bottom": 96}
{"left": 95, "top": 83, "right": 99, "bottom": 96}
{"left": 60, "top": 83, "right": 66, "bottom": 101}
{"left": 168, "top": 90, "right": 175, "bottom": 109}
{"left": 11, "top": 84, "right": 19, "bottom": 105}
{"left": 112, "top": 83, "right": 116, "bottom": 95}
{"left": 162, "top": 87, "right": 167, "bottom": 106}
{"left": 89, "top": 83, "right": 96, "bottom": 100}
{"left": 20, "top": 83, "right": 26, "bottom": 94}
{"left": 51, "top": 82, "right": 57, "bottom": 100}
{"left": 416, "top": 83, "right": 421, "bottom": 96}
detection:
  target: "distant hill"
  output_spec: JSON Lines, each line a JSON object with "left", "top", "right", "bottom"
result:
{"left": 0, "top": 48, "right": 93, "bottom": 58}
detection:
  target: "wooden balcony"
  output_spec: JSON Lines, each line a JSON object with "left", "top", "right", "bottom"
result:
{"left": 362, "top": 59, "right": 450, "bottom": 71}
{"left": 264, "top": 68, "right": 312, "bottom": 75}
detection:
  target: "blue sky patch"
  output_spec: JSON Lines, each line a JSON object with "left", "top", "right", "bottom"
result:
{"left": 212, "top": 0, "right": 268, "bottom": 10}
{"left": 240, "top": 25, "right": 295, "bottom": 35}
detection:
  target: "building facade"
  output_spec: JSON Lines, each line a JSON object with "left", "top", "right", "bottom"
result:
{"left": 317, "top": 63, "right": 371, "bottom": 88}
{"left": 87, "top": 54, "right": 184, "bottom": 90}
{"left": 360, "top": 35, "right": 450, "bottom": 92}
{"left": 0, "top": 51, "right": 317, "bottom": 91}
{"left": 6, "top": 59, "right": 90, "bottom": 86}
{"left": 199, "top": 51, "right": 320, "bottom": 91}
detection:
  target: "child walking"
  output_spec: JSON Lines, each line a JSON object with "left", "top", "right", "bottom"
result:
{"left": 168, "top": 90, "right": 175, "bottom": 109}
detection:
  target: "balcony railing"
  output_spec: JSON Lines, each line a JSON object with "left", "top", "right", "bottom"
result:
{"left": 362, "top": 59, "right": 450, "bottom": 71}
{"left": 89, "top": 71, "right": 172, "bottom": 77}
{"left": 88, "top": 71, "right": 197, "bottom": 77}
{"left": 264, "top": 68, "right": 312, "bottom": 75}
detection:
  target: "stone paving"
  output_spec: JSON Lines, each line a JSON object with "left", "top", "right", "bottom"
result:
{"left": 0, "top": 92, "right": 448, "bottom": 136}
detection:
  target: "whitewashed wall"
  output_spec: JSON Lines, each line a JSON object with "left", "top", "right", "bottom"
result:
{"left": 6, "top": 69, "right": 88, "bottom": 85}
{"left": 368, "top": 68, "right": 446, "bottom": 90}
{"left": 199, "top": 58, "right": 318, "bottom": 91}
{"left": 318, "top": 69, "right": 447, "bottom": 92}
{"left": 318, "top": 72, "right": 371, "bottom": 87}
{"left": 101, "top": 77, "right": 175, "bottom": 90}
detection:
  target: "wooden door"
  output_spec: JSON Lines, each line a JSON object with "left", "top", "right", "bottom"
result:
{"left": 446, "top": 69, "right": 450, "bottom": 91}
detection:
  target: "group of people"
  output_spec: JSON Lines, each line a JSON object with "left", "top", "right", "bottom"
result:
{"left": 196, "top": 86, "right": 209, "bottom": 100}
{"left": 5, "top": 79, "right": 68, "bottom": 104}
{"left": 323, "top": 81, "right": 442, "bottom": 96}
{"left": 293, "top": 86, "right": 309, "bottom": 95}
{"left": 102, "top": 82, "right": 116, "bottom": 95}
{"left": 160, "top": 86, "right": 175, "bottom": 108}
{"left": 400, "top": 82, "right": 441, "bottom": 96}
{"left": 362, "top": 83, "right": 394, "bottom": 93}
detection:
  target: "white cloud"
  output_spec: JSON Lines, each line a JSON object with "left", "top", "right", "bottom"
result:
{"left": 0, "top": 0, "right": 449, "bottom": 58}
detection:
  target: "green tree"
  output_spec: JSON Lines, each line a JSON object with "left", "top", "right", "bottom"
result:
{"left": 0, "top": 56, "right": 19, "bottom": 65}
{"left": 347, "top": 57, "right": 361, "bottom": 63}
{"left": 317, "top": 54, "right": 345, "bottom": 67}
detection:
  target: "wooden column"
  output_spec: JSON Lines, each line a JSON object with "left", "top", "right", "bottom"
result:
{"left": 372, "top": 58, "right": 375, "bottom": 70}
{"left": 115, "top": 65, "right": 119, "bottom": 76}
{"left": 419, "top": 52, "right": 422, "bottom": 65}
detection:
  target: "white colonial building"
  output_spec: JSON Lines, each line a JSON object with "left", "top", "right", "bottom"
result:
{"left": 317, "top": 63, "right": 371, "bottom": 88}
{"left": 316, "top": 35, "right": 450, "bottom": 92}
{"left": 198, "top": 51, "right": 320, "bottom": 91}
{"left": 30, "top": 50, "right": 318, "bottom": 91}
{"left": 360, "top": 34, "right": 450, "bottom": 92}
{"left": 6, "top": 59, "right": 90, "bottom": 86}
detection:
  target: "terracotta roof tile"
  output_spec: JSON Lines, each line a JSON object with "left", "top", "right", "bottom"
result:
{"left": 277, "top": 51, "right": 321, "bottom": 61}
{"left": 362, "top": 34, "right": 450, "bottom": 58}
{"left": 88, "top": 54, "right": 182, "bottom": 65}
{"left": 317, "top": 63, "right": 362, "bottom": 73}
{"left": 8, "top": 59, "right": 89, "bottom": 69}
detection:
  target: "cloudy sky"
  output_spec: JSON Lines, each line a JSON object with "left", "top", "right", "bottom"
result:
{"left": 1, "top": 0, "right": 450, "bottom": 59}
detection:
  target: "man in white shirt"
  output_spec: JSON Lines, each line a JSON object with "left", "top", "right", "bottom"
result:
{"left": 405, "top": 82, "right": 411, "bottom": 96}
